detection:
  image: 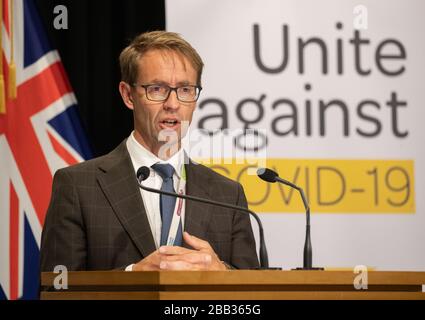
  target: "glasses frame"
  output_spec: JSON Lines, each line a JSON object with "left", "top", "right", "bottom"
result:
{"left": 132, "top": 83, "right": 203, "bottom": 102}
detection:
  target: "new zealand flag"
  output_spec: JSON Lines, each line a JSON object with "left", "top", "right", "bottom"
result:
{"left": 0, "top": 0, "right": 91, "bottom": 299}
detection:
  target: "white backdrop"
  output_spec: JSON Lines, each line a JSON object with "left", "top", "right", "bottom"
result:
{"left": 166, "top": 0, "right": 425, "bottom": 270}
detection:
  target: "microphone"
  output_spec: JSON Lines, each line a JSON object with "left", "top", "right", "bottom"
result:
{"left": 136, "top": 166, "right": 273, "bottom": 269}
{"left": 257, "top": 167, "right": 323, "bottom": 270}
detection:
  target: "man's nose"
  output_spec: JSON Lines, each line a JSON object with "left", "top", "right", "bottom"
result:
{"left": 163, "top": 89, "right": 180, "bottom": 110}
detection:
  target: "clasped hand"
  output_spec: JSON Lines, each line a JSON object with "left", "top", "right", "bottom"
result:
{"left": 132, "top": 231, "right": 227, "bottom": 271}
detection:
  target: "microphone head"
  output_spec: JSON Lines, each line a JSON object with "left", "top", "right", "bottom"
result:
{"left": 257, "top": 167, "right": 278, "bottom": 183}
{"left": 137, "top": 166, "right": 151, "bottom": 183}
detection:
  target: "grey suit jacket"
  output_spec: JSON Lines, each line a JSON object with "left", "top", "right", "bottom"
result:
{"left": 40, "top": 141, "right": 259, "bottom": 271}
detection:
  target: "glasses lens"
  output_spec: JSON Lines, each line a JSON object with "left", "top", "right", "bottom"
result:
{"left": 177, "top": 86, "right": 199, "bottom": 102}
{"left": 146, "top": 85, "right": 169, "bottom": 101}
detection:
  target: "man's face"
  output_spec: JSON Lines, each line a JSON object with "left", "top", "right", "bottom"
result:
{"left": 121, "top": 49, "right": 198, "bottom": 157}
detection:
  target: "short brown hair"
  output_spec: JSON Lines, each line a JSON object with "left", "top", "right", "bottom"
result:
{"left": 119, "top": 31, "right": 204, "bottom": 85}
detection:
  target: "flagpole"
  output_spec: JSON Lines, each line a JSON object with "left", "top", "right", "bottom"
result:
{"left": 0, "top": 0, "right": 6, "bottom": 113}
{"left": 8, "top": 0, "right": 16, "bottom": 100}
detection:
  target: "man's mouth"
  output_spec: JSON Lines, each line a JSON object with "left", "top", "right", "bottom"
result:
{"left": 159, "top": 119, "right": 180, "bottom": 129}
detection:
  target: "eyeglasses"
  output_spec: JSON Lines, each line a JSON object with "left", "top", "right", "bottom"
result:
{"left": 132, "top": 83, "right": 202, "bottom": 102}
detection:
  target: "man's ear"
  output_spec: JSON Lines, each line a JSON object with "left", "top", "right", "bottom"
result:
{"left": 118, "top": 81, "right": 134, "bottom": 110}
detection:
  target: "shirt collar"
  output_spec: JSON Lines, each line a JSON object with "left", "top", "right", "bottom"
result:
{"left": 126, "top": 131, "right": 184, "bottom": 178}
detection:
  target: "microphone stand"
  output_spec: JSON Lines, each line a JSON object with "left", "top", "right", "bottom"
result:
{"left": 137, "top": 180, "right": 273, "bottom": 269}
{"left": 274, "top": 177, "right": 323, "bottom": 270}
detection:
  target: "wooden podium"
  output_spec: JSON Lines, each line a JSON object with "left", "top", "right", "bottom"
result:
{"left": 40, "top": 270, "right": 425, "bottom": 300}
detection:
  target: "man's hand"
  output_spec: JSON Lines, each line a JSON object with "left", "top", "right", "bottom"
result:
{"left": 159, "top": 232, "right": 227, "bottom": 271}
{"left": 132, "top": 250, "right": 163, "bottom": 271}
{"left": 132, "top": 232, "right": 228, "bottom": 271}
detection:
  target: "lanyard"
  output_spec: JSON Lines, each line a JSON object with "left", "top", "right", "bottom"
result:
{"left": 165, "top": 165, "right": 186, "bottom": 246}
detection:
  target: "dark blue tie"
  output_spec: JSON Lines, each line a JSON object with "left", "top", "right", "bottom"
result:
{"left": 152, "top": 163, "right": 182, "bottom": 246}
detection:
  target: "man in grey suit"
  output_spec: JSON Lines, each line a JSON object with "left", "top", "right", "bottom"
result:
{"left": 40, "top": 31, "right": 259, "bottom": 272}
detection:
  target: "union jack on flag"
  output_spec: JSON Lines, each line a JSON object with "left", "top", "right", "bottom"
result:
{"left": 0, "top": 0, "right": 91, "bottom": 299}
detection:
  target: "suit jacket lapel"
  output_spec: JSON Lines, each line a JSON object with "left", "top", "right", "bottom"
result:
{"left": 96, "top": 141, "right": 156, "bottom": 258}
{"left": 183, "top": 160, "right": 213, "bottom": 247}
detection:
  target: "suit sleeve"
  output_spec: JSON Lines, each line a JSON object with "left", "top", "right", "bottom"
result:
{"left": 40, "top": 169, "right": 87, "bottom": 271}
{"left": 229, "top": 183, "right": 260, "bottom": 269}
